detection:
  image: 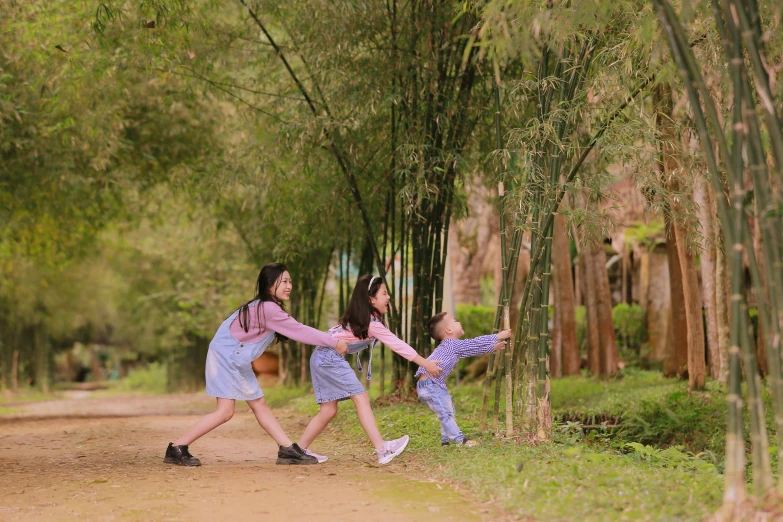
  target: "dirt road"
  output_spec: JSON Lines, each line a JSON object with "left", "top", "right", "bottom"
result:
{"left": 0, "top": 393, "right": 504, "bottom": 522}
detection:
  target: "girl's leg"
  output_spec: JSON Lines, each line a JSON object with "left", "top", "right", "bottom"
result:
{"left": 173, "top": 398, "right": 235, "bottom": 446}
{"left": 350, "top": 393, "right": 384, "bottom": 450}
{"left": 246, "top": 397, "right": 293, "bottom": 447}
{"left": 298, "top": 401, "right": 338, "bottom": 449}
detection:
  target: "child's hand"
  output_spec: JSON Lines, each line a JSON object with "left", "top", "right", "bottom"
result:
{"left": 423, "top": 359, "right": 444, "bottom": 378}
{"left": 497, "top": 329, "right": 512, "bottom": 341}
{"left": 493, "top": 342, "right": 506, "bottom": 352}
{"left": 335, "top": 340, "right": 349, "bottom": 355}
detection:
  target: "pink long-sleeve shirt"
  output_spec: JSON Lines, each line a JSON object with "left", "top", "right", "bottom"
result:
{"left": 228, "top": 301, "right": 339, "bottom": 349}
{"left": 325, "top": 320, "right": 418, "bottom": 361}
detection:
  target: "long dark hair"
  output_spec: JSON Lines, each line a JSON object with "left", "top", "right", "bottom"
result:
{"left": 237, "top": 263, "right": 289, "bottom": 343}
{"left": 339, "top": 274, "right": 386, "bottom": 339}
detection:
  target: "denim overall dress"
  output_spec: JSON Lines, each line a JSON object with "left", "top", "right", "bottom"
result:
{"left": 204, "top": 309, "right": 275, "bottom": 401}
{"left": 310, "top": 320, "right": 379, "bottom": 404}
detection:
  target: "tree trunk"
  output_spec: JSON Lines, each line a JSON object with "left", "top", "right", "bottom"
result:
{"left": 34, "top": 325, "right": 50, "bottom": 393}
{"left": 622, "top": 247, "right": 632, "bottom": 304}
{"left": 582, "top": 249, "right": 601, "bottom": 376}
{"left": 674, "top": 222, "right": 706, "bottom": 389}
{"left": 592, "top": 242, "right": 618, "bottom": 376}
{"left": 647, "top": 244, "right": 672, "bottom": 362}
{"left": 664, "top": 219, "right": 689, "bottom": 378}
{"left": 11, "top": 349, "right": 19, "bottom": 391}
{"left": 552, "top": 263, "right": 563, "bottom": 379}
{"left": 639, "top": 249, "right": 651, "bottom": 314}
{"left": 508, "top": 247, "right": 531, "bottom": 335}
{"left": 695, "top": 178, "right": 721, "bottom": 380}
{"left": 656, "top": 83, "right": 688, "bottom": 379}
{"left": 582, "top": 238, "right": 617, "bottom": 377}
{"left": 448, "top": 174, "right": 497, "bottom": 305}
{"left": 553, "top": 214, "right": 579, "bottom": 376}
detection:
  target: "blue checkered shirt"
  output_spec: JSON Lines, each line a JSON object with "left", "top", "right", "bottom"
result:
{"left": 415, "top": 334, "right": 499, "bottom": 390}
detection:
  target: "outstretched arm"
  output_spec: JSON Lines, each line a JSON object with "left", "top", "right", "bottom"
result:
{"left": 263, "top": 302, "right": 339, "bottom": 349}
{"left": 369, "top": 322, "right": 443, "bottom": 378}
{"left": 452, "top": 334, "right": 501, "bottom": 358}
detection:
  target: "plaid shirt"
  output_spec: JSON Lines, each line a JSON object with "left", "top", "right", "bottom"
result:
{"left": 415, "top": 334, "right": 499, "bottom": 390}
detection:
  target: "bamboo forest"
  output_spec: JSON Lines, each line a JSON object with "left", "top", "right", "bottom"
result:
{"left": 3, "top": 0, "right": 783, "bottom": 520}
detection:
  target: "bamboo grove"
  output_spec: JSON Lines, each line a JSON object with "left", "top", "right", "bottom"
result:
{"left": 4, "top": 0, "right": 783, "bottom": 515}
{"left": 651, "top": 0, "right": 783, "bottom": 513}
{"left": 473, "top": 0, "right": 783, "bottom": 516}
{"left": 478, "top": 1, "right": 653, "bottom": 440}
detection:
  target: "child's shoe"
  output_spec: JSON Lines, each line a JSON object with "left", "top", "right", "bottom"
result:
{"left": 443, "top": 438, "right": 479, "bottom": 447}
{"left": 276, "top": 443, "right": 318, "bottom": 465}
{"left": 164, "top": 443, "right": 201, "bottom": 466}
{"left": 303, "top": 448, "right": 328, "bottom": 463}
{"left": 375, "top": 435, "right": 410, "bottom": 465}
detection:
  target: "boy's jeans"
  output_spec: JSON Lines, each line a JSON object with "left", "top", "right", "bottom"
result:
{"left": 416, "top": 379, "right": 464, "bottom": 444}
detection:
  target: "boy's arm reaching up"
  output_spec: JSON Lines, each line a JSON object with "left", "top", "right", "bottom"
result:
{"left": 453, "top": 329, "right": 512, "bottom": 358}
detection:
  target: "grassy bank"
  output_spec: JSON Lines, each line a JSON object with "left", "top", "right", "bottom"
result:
{"left": 269, "top": 371, "right": 728, "bottom": 521}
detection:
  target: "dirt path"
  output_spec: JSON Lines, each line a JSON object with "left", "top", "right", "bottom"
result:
{"left": 0, "top": 393, "right": 505, "bottom": 522}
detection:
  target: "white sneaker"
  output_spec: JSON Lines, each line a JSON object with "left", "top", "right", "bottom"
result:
{"left": 375, "top": 435, "right": 410, "bottom": 465}
{"left": 303, "top": 448, "right": 328, "bottom": 463}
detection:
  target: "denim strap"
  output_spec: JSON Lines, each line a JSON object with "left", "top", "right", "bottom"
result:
{"left": 355, "top": 339, "right": 378, "bottom": 381}
{"left": 366, "top": 339, "right": 377, "bottom": 380}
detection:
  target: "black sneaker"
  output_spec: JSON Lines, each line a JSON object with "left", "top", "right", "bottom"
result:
{"left": 441, "top": 441, "right": 450, "bottom": 446}
{"left": 164, "top": 443, "right": 201, "bottom": 466}
{"left": 276, "top": 443, "right": 318, "bottom": 465}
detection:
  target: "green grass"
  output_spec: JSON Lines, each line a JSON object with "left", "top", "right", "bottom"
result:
{"left": 272, "top": 372, "right": 727, "bottom": 521}
{"left": 0, "top": 388, "right": 60, "bottom": 404}
{"left": 262, "top": 384, "right": 313, "bottom": 408}
{"left": 114, "top": 362, "right": 168, "bottom": 394}
{"left": 551, "top": 370, "right": 728, "bottom": 459}
{"left": 1, "top": 368, "right": 744, "bottom": 520}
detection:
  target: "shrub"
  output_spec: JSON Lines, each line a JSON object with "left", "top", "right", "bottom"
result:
{"left": 454, "top": 304, "right": 496, "bottom": 381}
{"left": 117, "top": 362, "right": 168, "bottom": 394}
{"left": 612, "top": 303, "right": 646, "bottom": 352}
{"left": 455, "top": 303, "right": 495, "bottom": 339}
{"left": 575, "top": 305, "right": 587, "bottom": 352}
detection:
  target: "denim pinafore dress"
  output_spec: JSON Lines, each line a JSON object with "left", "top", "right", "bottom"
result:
{"left": 205, "top": 309, "right": 275, "bottom": 401}
{"left": 309, "top": 320, "right": 379, "bottom": 404}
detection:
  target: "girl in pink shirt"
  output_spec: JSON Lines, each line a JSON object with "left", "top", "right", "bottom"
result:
{"left": 164, "top": 263, "right": 349, "bottom": 467}
{"left": 297, "top": 275, "right": 443, "bottom": 465}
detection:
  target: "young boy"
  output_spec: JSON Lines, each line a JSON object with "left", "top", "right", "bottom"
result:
{"left": 415, "top": 312, "right": 511, "bottom": 446}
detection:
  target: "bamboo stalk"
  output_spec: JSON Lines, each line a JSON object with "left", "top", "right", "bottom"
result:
{"left": 652, "top": 0, "right": 747, "bottom": 509}
{"left": 729, "top": 0, "right": 783, "bottom": 180}
{"left": 479, "top": 350, "right": 497, "bottom": 431}
{"left": 536, "top": 223, "right": 553, "bottom": 441}
{"left": 481, "top": 79, "right": 511, "bottom": 432}
{"left": 504, "top": 306, "right": 513, "bottom": 437}
{"left": 493, "top": 78, "right": 515, "bottom": 438}
{"left": 492, "top": 351, "right": 503, "bottom": 432}
{"left": 722, "top": 0, "right": 772, "bottom": 494}
{"left": 741, "top": 87, "right": 783, "bottom": 490}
